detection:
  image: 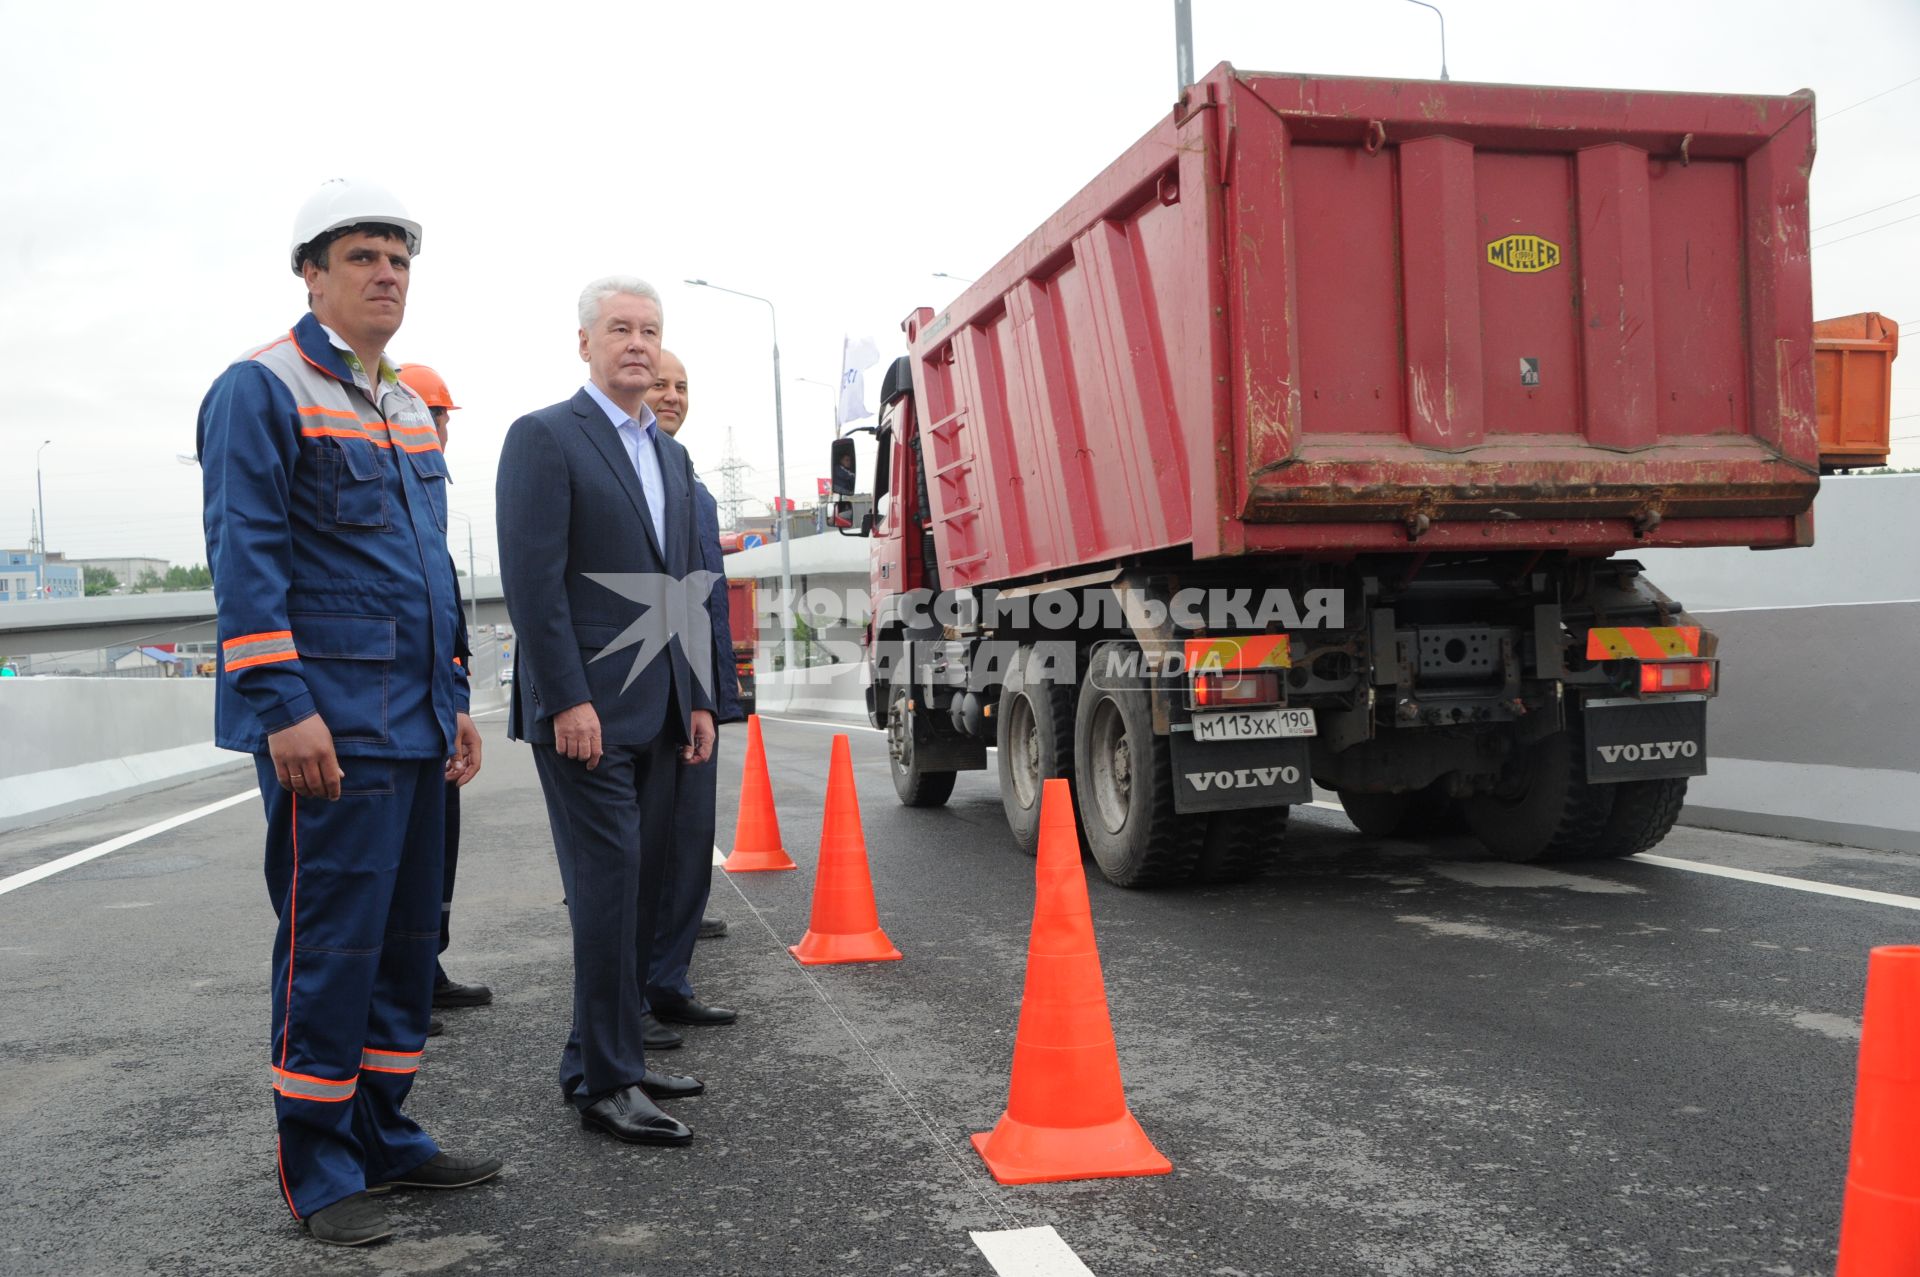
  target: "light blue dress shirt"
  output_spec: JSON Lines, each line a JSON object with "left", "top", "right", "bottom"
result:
{"left": 582, "top": 380, "right": 668, "bottom": 551}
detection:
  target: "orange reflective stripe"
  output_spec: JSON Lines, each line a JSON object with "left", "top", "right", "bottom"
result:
{"left": 299, "top": 424, "right": 394, "bottom": 447}
{"left": 227, "top": 649, "right": 299, "bottom": 671}
{"left": 296, "top": 405, "right": 359, "bottom": 421}
{"left": 224, "top": 630, "right": 292, "bottom": 650}
{"left": 394, "top": 439, "right": 442, "bottom": 453}
{"left": 1183, "top": 634, "right": 1292, "bottom": 672}
{"left": 271, "top": 1064, "right": 357, "bottom": 1102}
{"left": 388, "top": 422, "right": 438, "bottom": 436}
{"left": 223, "top": 631, "right": 297, "bottom": 672}
{"left": 1585, "top": 626, "right": 1701, "bottom": 660}
{"left": 360, "top": 1047, "right": 422, "bottom": 1074}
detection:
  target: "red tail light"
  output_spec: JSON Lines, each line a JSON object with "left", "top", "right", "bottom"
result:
{"left": 1193, "top": 671, "right": 1281, "bottom": 708}
{"left": 1640, "top": 661, "right": 1713, "bottom": 694}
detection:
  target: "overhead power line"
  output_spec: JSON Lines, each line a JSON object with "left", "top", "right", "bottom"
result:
{"left": 1821, "top": 74, "right": 1920, "bottom": 123}
{"left": 1813, "top": 192, "right": 1920, "bottom": 233}
{"left": 1812, "top": 209, "right": 1920, "bottom": 249}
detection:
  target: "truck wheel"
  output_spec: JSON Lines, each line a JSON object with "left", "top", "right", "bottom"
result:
{"left": 1073, "top": 659, "right": 1202, "bottom": 887}
{"left": 997, "top": 648, "right": 1077, "bottom": 855}
{"left": 887, "top": 686, "right": 957, "bottom": 808}
{"left": 1195, "top": 807, "right": 1287, "bottom": 883}
{"left": 1461, "top": 727, "right": 1614, "bottom": 862}
{"left": 1337, "top": 782, "right": 1464, "bottom": 840}
{"left": 1579, "top": 777, "right": 1688, "bottom": 860}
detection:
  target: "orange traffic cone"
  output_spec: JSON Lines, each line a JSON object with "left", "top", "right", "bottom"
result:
{"left": 1836, "top": 944, "right": 1920, "bottom": 1276}
{"left": 788, "top": 734, "right": 902, "bottom": 965}
{"left": 723, "top": 715, "right": 797, "bottom": 873}
{"left": 971, "top": 777, "right": 1171, "bottom": 1184}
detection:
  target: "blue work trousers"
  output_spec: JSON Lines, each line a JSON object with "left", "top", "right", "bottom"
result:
{"left": 256, "top": 754, "right": 444, "bottom": 1220}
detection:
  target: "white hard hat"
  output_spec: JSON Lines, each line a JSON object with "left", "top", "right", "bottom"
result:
{"left": 289, "top": 178, "right": 423, "bottom": 275}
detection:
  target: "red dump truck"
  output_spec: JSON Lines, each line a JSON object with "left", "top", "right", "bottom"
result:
{"left": 833, "top": 65, "right": 1818, "bottom": 886}
{"left": 727, "top": 577, "right": 758, "bottom": 716}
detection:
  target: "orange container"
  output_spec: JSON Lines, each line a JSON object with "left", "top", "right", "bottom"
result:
{"left": 1814, "top": 313, "right": 1900, "bottom": 471}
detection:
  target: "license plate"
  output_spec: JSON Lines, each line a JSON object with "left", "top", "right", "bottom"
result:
{"left": 1192, "top": 707, "right": 1316, "bottom": 742}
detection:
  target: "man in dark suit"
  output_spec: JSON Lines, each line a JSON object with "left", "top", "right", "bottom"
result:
{"left": 496, "top": 277, "right": 716, "bottom": 1146}
{"left": 642, "top": 351, "right": 745, "bottom": 1033}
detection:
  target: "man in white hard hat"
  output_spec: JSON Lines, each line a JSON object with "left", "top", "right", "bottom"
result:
{"left": 197, "top": 179, "right": 500, "bottom": 1247}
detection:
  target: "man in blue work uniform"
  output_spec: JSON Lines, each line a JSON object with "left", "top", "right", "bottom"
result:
{"left": 198, "top": 179, "right": 502, "bottom": 1248}
{"left": 642, "top": 350, "right": 745, "bottom": 1034}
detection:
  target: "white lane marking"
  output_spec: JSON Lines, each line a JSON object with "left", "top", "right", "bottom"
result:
{"left": 712, "top": 843, "right": 727, "bottom": 867}
{"left": 758, "top": 713, "right": 881, "bottom": 732}
{"left": 0, "top": 790, "right": 256, "bottom": 898}
{"left": 470, "top": 705, "right": 510, "bottom": 721}
{"left": 1631, "top": 853, "right": 1920, "bottom": 912}
{"left": 1431, "top": 862, "right": 1644, "bottom": 894}
{"left": 972, "top": 1226, "right": 1098, "bottom": 1276}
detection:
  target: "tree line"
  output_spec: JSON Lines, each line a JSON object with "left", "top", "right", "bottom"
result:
{"left": 83, "top": 564, "right": 213, "bottom": 596}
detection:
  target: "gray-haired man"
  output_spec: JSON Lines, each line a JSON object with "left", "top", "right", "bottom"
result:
{"left": 496, "top": 278, "right": 715, "bottom": 1145}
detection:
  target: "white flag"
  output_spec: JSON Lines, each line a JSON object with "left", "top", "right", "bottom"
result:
{"left": 836, "top": 334, "right": 882, "bottom": 427}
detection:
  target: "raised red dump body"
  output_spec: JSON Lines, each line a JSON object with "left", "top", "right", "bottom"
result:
{"left": 903, "top": 64, "right": 1818, "bottom": 589}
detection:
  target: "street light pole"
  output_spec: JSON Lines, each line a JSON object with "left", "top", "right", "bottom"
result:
{"left": 34, "top": 439, "right": 52, "bottom": 557}
{"left": 686, "top": 278, "right": 796, "bottom": 677}
{"left": 446, "top": 510, "right": 480, "bottom": 638}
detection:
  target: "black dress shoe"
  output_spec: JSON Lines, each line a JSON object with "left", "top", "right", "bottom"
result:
{"left": 426, "top": 1016, "right": 445, "bottom": 1037}
{"left": 432, "top": 978, "right": 493, "bottom": 1008}
{"left": 653, "top": 996, "right": 737, "bottom": 1027}
{"left": 697, "top": 916, "right": 728, "bottom": 940}
{"left": 377, "top": 1151, "right": 504, "bottom": 1190}
{"left": 579, "top": 1084, "right": 692, "bottom": 1146}
{"left": 642, "top": 1014, "right": 683, "bottom": 1050}
{"left": 638, "top": 1070, "right": 705, "bottom": 1101}
{"left": 305, "top": 1192, "right": 392, "bottom": 1247}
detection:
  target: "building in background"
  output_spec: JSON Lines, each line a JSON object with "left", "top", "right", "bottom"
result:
{"left": 0, "top": 550, "right": 82, "bottom": 603}
{"left": 59, "top": 556, "right": 169, "bottom": 588}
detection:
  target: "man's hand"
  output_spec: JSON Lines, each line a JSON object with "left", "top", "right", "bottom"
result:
{"left": 267, "top": 715, "right": 344, "bottom": 801}
{"left": 681, "top": 709, "right": 715, "bottom": 766}
{"left": 446, "top": 712, "right": 484, "bottom": 787}
{"left": 554, "top": 702, "right": 603, "bottom": 770}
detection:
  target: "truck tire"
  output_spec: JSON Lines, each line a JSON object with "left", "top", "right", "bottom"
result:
{"left": 1195, "top": 808, "right": 1287, "bottom": 883}
{"left": 997, "top": 648, "right": 1077, "bottom": 855}
{"left": 1073, "top": 657, "right": 1202, "bottom": 887}
{"left": 1578, "top": 777, "right": 1688, "bottom": 860}
{"left": 1337, "top": 782, "right": 1465, "bottom": 840}
{"left": 1461, "top": 726, "right": 1615, "bottom": 862}
{"left": 887, "top": 686, "right": 957, "bottom": 808}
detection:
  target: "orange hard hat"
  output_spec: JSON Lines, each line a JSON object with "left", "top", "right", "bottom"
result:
{"left": 397, "top": 363, "right": 460, "bottom": 411}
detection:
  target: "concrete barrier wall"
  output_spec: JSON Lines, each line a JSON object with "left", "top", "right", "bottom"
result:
{"left": 0, "top": 678, "right": 241, "bottom": 828}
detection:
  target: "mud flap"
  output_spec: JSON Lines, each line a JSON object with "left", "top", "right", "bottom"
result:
{"left": 1169, "top": 733, "right": 1314, "bottom": 813}
{"left": 1583, "top": 699, "right": 1708, "bottom": 783}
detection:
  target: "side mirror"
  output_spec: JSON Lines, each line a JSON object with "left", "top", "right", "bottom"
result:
{"left": 829, "top": 437, "right": 857, "bottom": 495}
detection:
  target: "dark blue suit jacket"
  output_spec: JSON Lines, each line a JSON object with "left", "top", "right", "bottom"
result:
{"left": 695, "top": 480, "right": 744, "bottom": 725}
{"left": 497, "top": 388, "right": 714, "bottom": 747}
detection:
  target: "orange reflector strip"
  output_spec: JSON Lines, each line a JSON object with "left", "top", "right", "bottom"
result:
{"left": 1183, "top": 634, "right": 1292, "bottom": 673}
{"left": 1585, "top": 626, "right": 1700, "bottom": 660}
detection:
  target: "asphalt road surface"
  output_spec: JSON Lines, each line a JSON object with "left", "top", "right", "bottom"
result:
{"left": 3, "top": 712, "right": 1916, "bottom": 1276}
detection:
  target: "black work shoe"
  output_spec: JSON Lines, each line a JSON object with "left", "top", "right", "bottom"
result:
{"left": 305, "top": 1192, "right": 392, "bottom": 1247}
{"left": 697, "top": 916, "right": 729, "bottom": 940}
{"left": 427, "top": 1016, "right": 445, "bottom": 1037}
{"left": 432, "top": 979, "right": 493, "bottom": 1008}
{"left": 642, "top": 1014, "right": 683, "bottom": 1050}
{"left": 580, "top": 1084, "right": 692, "bottom": 1146}
{"left": 638, "top": 1069, "right": 705, "bottom": 1101}
{"left": 377, "top": 1151, "right": 504, "bottom": 1191}
{"left": 653, "top": 996, "right": 738, "bottom": 1027}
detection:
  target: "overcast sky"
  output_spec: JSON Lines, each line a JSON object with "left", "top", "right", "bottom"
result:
{"left": 2, "top": 0, "right": 1915, "bottom": 571}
